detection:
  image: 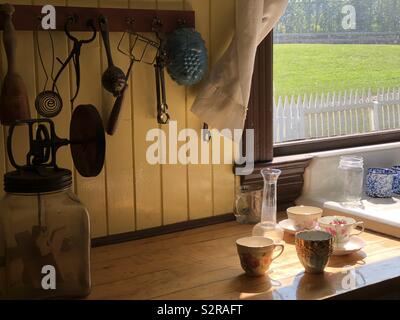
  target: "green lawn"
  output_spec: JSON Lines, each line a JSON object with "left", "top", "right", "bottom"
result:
{"left": 273, "top": 44, "right": 400, "bottom": 97}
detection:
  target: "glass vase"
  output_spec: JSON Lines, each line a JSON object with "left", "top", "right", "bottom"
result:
{"left": 252, "top": 168, "right": 284, "bottom": 242}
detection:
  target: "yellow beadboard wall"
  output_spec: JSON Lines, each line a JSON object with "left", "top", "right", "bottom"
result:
{"left": 0, "top": 0, "right": 240, "bottom": 238}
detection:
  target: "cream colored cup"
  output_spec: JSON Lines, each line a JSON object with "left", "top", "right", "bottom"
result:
{"left": 236, "top": 236, "right": 284, "bottom": 276}
{"left": 287, "top": 205, "right": 323, "bottom": 230}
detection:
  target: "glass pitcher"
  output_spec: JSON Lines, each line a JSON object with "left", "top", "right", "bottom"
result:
{"left": 252, "top": 168, "right": 284, "bottom": 241}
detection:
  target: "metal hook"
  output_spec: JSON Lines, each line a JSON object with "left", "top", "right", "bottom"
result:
{"left": 202, "top": 123, "right": 212, "bottom": 142}
{"left": 64, "top": 16, "right": 96, "bottom": 43}
{"left": 177, "top": 18, "right": 187, "bottom": 28}
{"left": 152, "top": 16, "right": 162, "bottom": 38}
{"left": 124, "top": 16, "right": 135, "bottom": 29}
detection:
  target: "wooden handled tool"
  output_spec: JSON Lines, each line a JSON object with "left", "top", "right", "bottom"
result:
{"left": 106, "top": 58, "right": 134, "bottom": 135}
{"left": 99, "top": 15, "right": 126, "bottom": 97}
{"left": 0, "top": 3, "right": 31, "bottom": 125}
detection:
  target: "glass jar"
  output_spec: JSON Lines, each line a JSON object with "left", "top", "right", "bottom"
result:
{"left": 0, "top": 168, "right": 91, "bottom": 299}
{"left": 338, "top": 155, "right": 364, "bottom": 203}
{"left": 235, "top": 185, "right": 262, "bottom": 224}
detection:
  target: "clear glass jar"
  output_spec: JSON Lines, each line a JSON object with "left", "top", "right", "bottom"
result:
{"left": 0, "top": 186, "right": 91, "bottom": 299}
{"left": 235, "top": 185, "right": 262, "bottom": 224}
{"left": 338, "top": 155, "right": 364, "bottom": 203}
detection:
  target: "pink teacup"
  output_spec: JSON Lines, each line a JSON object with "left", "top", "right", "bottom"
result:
{"left": 318, "top": 216, "right": 364, "bottom": 248}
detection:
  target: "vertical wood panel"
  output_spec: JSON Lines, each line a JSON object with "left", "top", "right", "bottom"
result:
{"left": 100, "top": 0, "right": 135, "bottom": 235}
{"left": 130, "top": 0, "right": 162, "bottom": 230}
{"left": 210, "top": 0, "right": 235, "bottom": 216}
{"left": 184, "top": 0, "right": 213, "bottom": 220}
{"left": 67, "top": 0, "right": 108, "bottom": 238}
{"left": 0, "top": 0, "right": 238, "bottom": 237}
{"left": 157, "top": 0, "right": 188, "bottom": 225}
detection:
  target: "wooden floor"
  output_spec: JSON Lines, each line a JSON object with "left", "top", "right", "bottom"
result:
{"left": 88, "top": 219, "right": 400, "bottom": 300}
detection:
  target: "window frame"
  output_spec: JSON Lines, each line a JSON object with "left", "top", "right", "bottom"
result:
{"left": 245, "top": 31, "right": 400, "bottom": 161}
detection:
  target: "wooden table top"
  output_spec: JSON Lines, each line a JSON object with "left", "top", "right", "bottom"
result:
{"left": 88, "top": 218, "right": 400, "bottom": 300}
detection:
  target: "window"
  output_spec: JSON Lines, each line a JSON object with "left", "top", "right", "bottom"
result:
{"left": 273, "top": 0, "right": 400, "bottom": 147}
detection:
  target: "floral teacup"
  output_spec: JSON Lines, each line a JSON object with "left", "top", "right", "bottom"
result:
{"left": 318, "top": 216, "right": 364, "bottom": 248}
{"left": 236, "top": 236, "right": 284, "bottom": 276}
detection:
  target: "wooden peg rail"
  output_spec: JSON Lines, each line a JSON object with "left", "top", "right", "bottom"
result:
{"left": 0, "top": 4, "right": 195, "bottom": 32}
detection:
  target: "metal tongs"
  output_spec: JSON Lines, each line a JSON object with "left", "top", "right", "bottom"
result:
{"left": 53, "top": 16, "right": 97, "bottom": 104}
{"left": 153, "top": 18, "right": 170, "bottom": 124}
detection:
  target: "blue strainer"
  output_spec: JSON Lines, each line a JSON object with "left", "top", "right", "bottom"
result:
{"left": 165, "top": 28, "right": 208, "bottom": 86}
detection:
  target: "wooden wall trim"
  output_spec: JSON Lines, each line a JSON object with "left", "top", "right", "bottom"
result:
{"left": 240, "top": 157, "right": 313, "bottom": 211}
{"left": 91, "top": 213, "right": 235, "bottom": 247}
{"left": 0, "top": 4, "right": 195, "bottom": 32}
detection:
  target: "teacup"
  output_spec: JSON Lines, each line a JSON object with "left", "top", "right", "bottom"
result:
{"left": 236, "top": 236, "right": 284, "bottom": 276}
{"left": 295, "top": 230, "right": 333, "bottom": 274}
{"left": 287, "top": 206, "right": 322, "bottom": 230}
{"left": 318, "top": 215, "right": 364, "bottom": 248}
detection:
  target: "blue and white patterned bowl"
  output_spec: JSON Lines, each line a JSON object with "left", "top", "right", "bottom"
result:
{"left": 366, "top": 168, "right": 395, "bottom": 198}
{"left": 391, "top": 166, "right": 400, "bottom": 194}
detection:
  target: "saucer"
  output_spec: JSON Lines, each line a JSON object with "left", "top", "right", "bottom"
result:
{"left": 278, "top": 219, "right": 304, "bottom": 234}
{"left": 332, "top": 236, "right": 366, "bottom": 256}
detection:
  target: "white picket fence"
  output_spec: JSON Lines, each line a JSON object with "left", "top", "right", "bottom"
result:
{"left": 273, "top": 87, "right": 400, "bottom": 143}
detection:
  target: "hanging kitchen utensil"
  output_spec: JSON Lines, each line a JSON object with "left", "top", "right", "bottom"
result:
{"left": 106, "top": 30, "right": 158, "bottom": 135}
{"left": 164, "top": 22, "right": 210, "bottom": 141}
{"left": 7, "top": 104, "right": 105, "bottom": 178}
{"left": 155, "top": 60, "right": 170, "bottom": 124}
{"left": 70, "top": 105, "right": 106, "bottom": 177}
{"left": 0, "top": 3, "right": 31, "bottom": 125}
{"left": 52, "top": 16, "right": 97, "bottom": 105}
{"left": 165, "top": 25, "right": 208, "bottom": 86}
{"left": 153, "top": 18, "right": 170, "bottom": 125}
{"left": 34, "top": 26, "right": 63, "bottom": 118}
{"left": 99, "top": 15, "right": 127, "bottom": 97}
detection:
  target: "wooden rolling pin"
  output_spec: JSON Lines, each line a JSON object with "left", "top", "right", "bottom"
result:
{"left": 0, "top": 3, "right": 31, "bottom": 125}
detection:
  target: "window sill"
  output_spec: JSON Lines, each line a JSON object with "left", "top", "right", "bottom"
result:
{"left": 237, "top": 140, "right": 400, "bottom": 210}
{"left": 299, "top": 197, "right": 400, "bottom": 238}
{"left": 297, "top": 140, "right": 400, "bottom": 237}
{"left": 274, "top": 129, "right": 400, "bottom": 157}
{"left": 279, "top": 140, "right": 400, "bottom": 160}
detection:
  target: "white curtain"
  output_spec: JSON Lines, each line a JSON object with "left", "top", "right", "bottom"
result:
{"left": 191, "top": 0, "right": 288, "bottom": 134}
